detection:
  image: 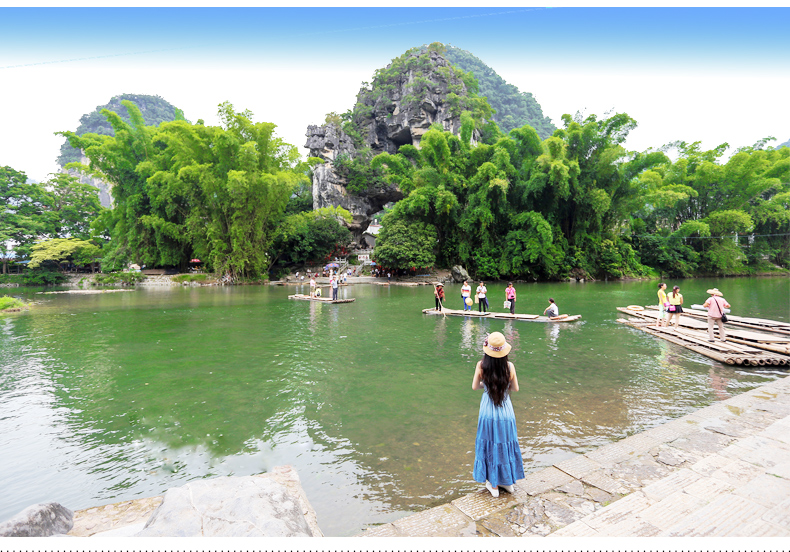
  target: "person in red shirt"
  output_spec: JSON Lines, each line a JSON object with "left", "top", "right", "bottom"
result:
{"left": 434, "top": 283, "right": 445, "bottom": 310}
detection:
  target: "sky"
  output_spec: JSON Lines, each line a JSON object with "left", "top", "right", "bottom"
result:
{"left": 2, "top": 6, "right": 789, "bottom": 182}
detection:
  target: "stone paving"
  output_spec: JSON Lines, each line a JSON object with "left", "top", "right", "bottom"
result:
{"left": 357, "top": 375, "right": 790, "bottom": 537}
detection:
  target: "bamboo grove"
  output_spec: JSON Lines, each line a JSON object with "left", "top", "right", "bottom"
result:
{"left": 370, "top": 113, "right": 790, "bottom": 280}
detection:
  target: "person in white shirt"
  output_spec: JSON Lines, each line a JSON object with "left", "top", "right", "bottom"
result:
{"left": 461, "top": 280, "right": 472, "bottom": 312}
{"left": 331, "top": 275, "right": 339, "bottom": 300}
{"left": 309, "top": 276, "right": 316, "bottom": 297}
{"left": 476, "top": 282, "right": 488, "bottom": 313}
{"left": 543, "top": 298, "right": 559, "bottom": 318}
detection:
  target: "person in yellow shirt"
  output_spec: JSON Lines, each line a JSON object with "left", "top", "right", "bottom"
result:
{"left": 656, "top": 282, "right": 668, "bottom": 327}
{"left": 666, "top": 285, "right": 684, "bottom": 329}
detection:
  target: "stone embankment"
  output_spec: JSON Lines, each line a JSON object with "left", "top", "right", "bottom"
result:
{"left": 358, "top": 375, "right": 790, "bottom": 538}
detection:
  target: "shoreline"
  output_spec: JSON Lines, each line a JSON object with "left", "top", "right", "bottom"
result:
{"left": 57, "top": 375, "right": 790, "bottom": 538}
{"left": 357, "top": 374, "right": 790, "bottom": 537}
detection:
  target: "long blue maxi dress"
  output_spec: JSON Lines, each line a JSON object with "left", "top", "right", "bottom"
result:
{"left": 473, "top": 383, "right": 525, "bottom": 487}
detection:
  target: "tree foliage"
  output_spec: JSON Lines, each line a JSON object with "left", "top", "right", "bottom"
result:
{"left": 61, "top": 101, "right": 317, "bottom": 278}
{"left": 28, "top": 238, "right": 101, "bottom": 270}
{"left": 57, "top": 93, "right": 183, "bottom": 166}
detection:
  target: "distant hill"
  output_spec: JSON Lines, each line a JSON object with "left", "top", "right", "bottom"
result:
{"left": 778, "top": 138, "right": 790, "bottom": 150}
{"left": 57, "top": 93, "right": 182, "bottom": 166}
{"left": 442, "top": 45, "right": 556, "bottom": 139}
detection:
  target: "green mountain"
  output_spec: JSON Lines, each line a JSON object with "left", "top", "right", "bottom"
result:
{"left": 778, "top": 138, "right": 790, "bottom": 150}
{"left": 57, "top": 93, "right": 182, "bottom": 166}
{"left": 442, "top": 45, "right": 556, "bottom": 139}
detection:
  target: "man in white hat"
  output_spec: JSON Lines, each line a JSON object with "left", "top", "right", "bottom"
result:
{"left": 702, "top": 288, "right": 731, "bottom": 342}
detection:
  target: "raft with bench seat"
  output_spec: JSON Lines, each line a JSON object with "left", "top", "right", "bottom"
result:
{"left": 288, "top": 294, "right": 355, "bottom": 304}
{"left": 422, "top": 308, "right": 581, "bottom": 322}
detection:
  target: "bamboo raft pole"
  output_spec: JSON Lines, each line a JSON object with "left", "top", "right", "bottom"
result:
{"left": 422, "top": 308, "right": 582, "bottom": 322}
{"left": 288, "top": 294, "right": 355, "bottom": 304}
{"left": 617, "top": 307, "right": 789, "bottom": 367}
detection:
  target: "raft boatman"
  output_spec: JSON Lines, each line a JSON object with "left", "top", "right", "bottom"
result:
{"left": 434, "top": 282, "right": 445, "bottom": 311}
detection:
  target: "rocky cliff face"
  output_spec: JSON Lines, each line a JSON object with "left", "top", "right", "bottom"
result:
{"left": 312, "top": 158, "right": 402, "bottom": 236}
{"left": 306, "top": 48, "right": 479, "bottom": 238}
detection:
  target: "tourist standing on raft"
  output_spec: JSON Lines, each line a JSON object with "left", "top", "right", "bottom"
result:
{"left": 309, "top": 275, "right": 316, "bottom": 297}
{"left": 666, "top": 285, "right": 684, "bottom": 329}
{"left": 331, "top": 274, "right": 339, "bottom": 300}
{"left": 461, "top": 280, "right": 472, "bottom": 311}
{"left": 476, "top": 282, "right": 488, "bottom": 313}
{"left": 656, "top": 282, "right": 668, "bottom": 327}
{"left": 703, "top": 288, "right": 731, "bottom": 342}
{"left": 434, "top": 283, "right": 445, "bottom": 311}
{"left": 505, "top": 283, "right": 516, "bottom": 314}
{"left": 472, "top": 332, "right": 524, "bottom": 497}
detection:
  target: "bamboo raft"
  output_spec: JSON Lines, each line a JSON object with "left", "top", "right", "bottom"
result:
{"left": 422, "top": 308, "right": 582, "bottom": 322}
{"left": 288, "top": 294, "right": 355, "bottom": 304}
{"left": 644, "top": 305, "right": 790, "bottom": 336}
{"left": 617, "top": 306, "right": 790, "bottom": 367}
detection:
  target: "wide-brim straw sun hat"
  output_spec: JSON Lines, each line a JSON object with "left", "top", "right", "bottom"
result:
{"left": 484, "top": 332, "right": 512, "bottom": 358}
{"left": 434, "top": 282, "right": 443, "bottom": 287}
{"left": 707, "top": 288, "right": 723, "bottom": 296}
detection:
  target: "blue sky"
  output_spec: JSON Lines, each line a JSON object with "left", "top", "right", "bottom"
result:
{"left": 2, "top": 7, "right": 789, "bottom": 180}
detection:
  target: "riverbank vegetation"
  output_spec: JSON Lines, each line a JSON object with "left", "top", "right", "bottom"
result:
{"left": 56, "top": 101, "right": 351, "bottom": 281}
{"left": 371, "top": 113, "right": 790, "bottom": 280}
{"left": 0, "top": 295, "right": 27, "bottom": 311}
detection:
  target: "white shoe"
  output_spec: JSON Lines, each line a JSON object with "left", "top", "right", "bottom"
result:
{"left": 500, "top": 484, "right": 515, "bottom": 494}
{"left": 485, "top": 480, "right": 499, "bottom": 497}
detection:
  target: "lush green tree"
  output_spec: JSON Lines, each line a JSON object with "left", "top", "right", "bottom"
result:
{"left": 57, "top": 93, "right": 183, "bottom": 166}
{"left": 39, "top": 173, "right": 104, "bottom": 240}
{"left": 373, "top": 216, "right": 437, "bottom": 269}
{"left": 0, "top": 166, "right": 52, "bottom": 267}
{"left": 60, "top": 99, "right": 172, "bottom": 270}
{"left": 270, "top": 207, "right": 352, "bottom": 271}
{"left": 62, "top": 101, "right": 305, "bottom": 278}
{"left": 28, "top": 238, "right": 101, "bottom": 271}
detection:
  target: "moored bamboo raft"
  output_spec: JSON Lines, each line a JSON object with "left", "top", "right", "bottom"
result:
{"left": 288, "top": 294, "right": 355, "bottom": 304}
{"left": 617, "top": 307, "right": 790, "bottom": 367}
{"left": 646, "top": 305, "right": 790, "bottom": 336}
{"left": 631, "top": 306, "right": 790, "bottom": 353}
{"left": 422, "top": 308, "right": 582, "bottom": 322}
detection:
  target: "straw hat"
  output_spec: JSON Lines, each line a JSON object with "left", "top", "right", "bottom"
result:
{"left": 483, "top": 332, "right": 512, "bottom": 358}
{"left": 434, "top": 282, "right": 443, "bottom": 287}
{"left": 706, "top": 288, "right": 723, "bottom": 296}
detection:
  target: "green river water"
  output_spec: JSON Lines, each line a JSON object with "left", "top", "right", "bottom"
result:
{"left": 1, "top": 276, "right": 788, "bottom": 535}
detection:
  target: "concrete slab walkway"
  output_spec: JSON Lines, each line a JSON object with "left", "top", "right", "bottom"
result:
{"left": 357, "top": 375, "right": 790, "bottom": 538}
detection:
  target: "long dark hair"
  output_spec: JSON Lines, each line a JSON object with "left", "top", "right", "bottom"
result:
{"left": 481, "top": 353, "right": 511, "bottom": 407}
{"left": 672, "top": 285, "right": 680, "bottom": 298}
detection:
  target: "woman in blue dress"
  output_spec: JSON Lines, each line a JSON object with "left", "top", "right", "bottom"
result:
{"left": 472, "top": 331, "right": 525, "bottom": 497}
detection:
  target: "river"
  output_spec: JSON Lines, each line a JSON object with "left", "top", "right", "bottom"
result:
{"left": 0, "top": 276, "right": 787, "bottom": 535}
